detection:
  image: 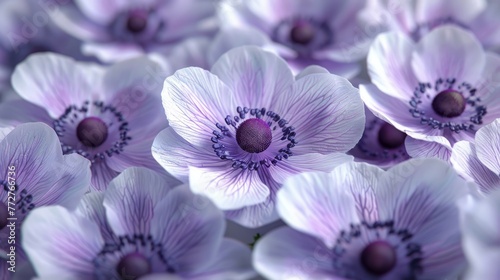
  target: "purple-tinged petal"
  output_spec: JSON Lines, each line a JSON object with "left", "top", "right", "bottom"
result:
{"left": 82, "top": 42, "right": 145, "bottom": 63}
{"left": 210, "top": 46, "right": 294, "bottom": 111}
{"left": 104, "top": 167, "right": 176, "bottom": 236}
{"left": 162, "top": 67, "right": 237, "bottom": 147}
{"left": 474, "top": 53, "right": 500, "bottom": 125}
{"left": 90, "top": 162, "right": 120, "bottom": 191}
{"left": 0, "top": 100, "right": 52, "bottom": 127}
{"left": 75, "top": 192, "right": 117, "bottom": 243}
{"left": 416, "top": 0, "right": 486, "bottom": 24}
{"left": 253, "top": 227, "right": 335, "bottom": 280}
{"left": 284, "top": 73, "right": 364, "bottom": 155}
{"left": 411, "top": 25, "right": 485, "bottom": 84}
{"left": 74, "top": 0, "right": 154, "bottom": 25}
{"left": 167, "top": 36, "right": 211, "bottom": 70}
{"left": 22, "top": 206, "right": 103, "bottom": 279}
{"left": 152, "top": 127, "right": 224, "bottom": 182}
{"left": 188, "top": 166, "right": 270, "bottom": 210}
{"left": 451, "top": 141, "right": 500, "bottom": 193}
{"left": 286, "top": 57, "right": 360, "bottom": 78}
{"left": 0, "top": 126, "right": 13, "bottom": 142}
{"left": 150, "top": 187, "right": 224, "bottom": 275}
{"left": 367, "top": 31, "right": 418, "bottom": 100}
{"left": 11, "top": 53, "right": 104, "bottom": 118}
{"left": 475, "top": 119, "right": 500, "bottom": 175}
{"left": 295, "top": 65, "right": 329, "bottom": 80}
{"left": 404, "top": 136, "right": 452, "bottom": 161}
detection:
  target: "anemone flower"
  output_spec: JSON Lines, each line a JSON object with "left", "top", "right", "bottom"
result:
{"left": 0, "top": 122, "right": 90, "bottom": 280}
{"left": 22, "top": 167, "right": 255, "bottom": 280}
{"left": 254, "top": 158, "right": 469, "bottom": 279}
{"left": 360, "top": 25, "right": 500, "bottom": 161}
{"left": 50, "top": 0, "right": 218, "bottom": 63}
{"left": 152, "top": 46, "right": 365, "bottom": 227}
{"left": 0, "top": 53, "right": 177, "bottom": 190}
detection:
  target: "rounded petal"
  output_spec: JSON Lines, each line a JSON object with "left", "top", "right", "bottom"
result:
{"left": 75, "top": 192, "right": 117, "bottom": 243}
{"left": 82, "top": 42, "right": 145, "bottom": 64}
{"left": 22, "top": 206, "right": 103, "bottom": 278}
{"left": 416, "top": 0, "right": 486, "bottom": 24}
{"left": 253, "top": 227, "right": 335, "bottom": 280}
{"left": 475, "top": 119, "right": 500, "bottom": 175}
{"left": 295, "top": 65, "right": 329, "bottom": 80}
{"left": 150, "top": 187, "right": 224, "bottom": 275}
{"left": 411, "top": 25, "right": 485, "bottom": 84}
{"left": 404, "top": 136, "right": 452, "bottom": 161}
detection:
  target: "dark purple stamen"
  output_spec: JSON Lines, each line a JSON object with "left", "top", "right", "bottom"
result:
{"left": 290, "top": 20, "right": 316, "bottom": 45}
{"left": 378, "top": 123, "right": 406, "bottom": 149}
{"left": 360, "top": 240, "right": 396, "bottom": 276}
{"left": 236, "top": 118, "right": 272, "bottom": 153}
{"left": 76, "top": 117, "right": 108, "bottom": 148}
{"left": 116, "top": 252, "right": 151, "bottom": 279}
{"left": 0, "top": 202, "right": 8, "bottom": 230}
{"left": 432, "top": 89, "right": 466, "bottom": 118}
{"left": 126, "top": 11, "right": 148, "bottom": 33}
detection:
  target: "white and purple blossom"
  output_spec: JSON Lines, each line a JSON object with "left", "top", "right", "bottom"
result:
{"left": 218, "top": 0, "right": 376, "bottom": 77}
{"left": 451, "top": 118, "right": 500, "bottom": 193}
{"left": 254, "top": 158, "right": 469, "bottom": 279}
{"left": 0, "top": 53, "right": 177, "bottom": 190}
{"left": 360, "top": 25, "right": 500, "bottom": 161}
{"left": 152, "top": 46, "right": 365, "bottom": 227}
{"left": 51, "top": 0, "right": 218, "bottom": 63}
{"left": 22, "top": 167, "right": 256, "bottom": 280}
{"left": 0, "top": 122, "right": 90, "bottom": 280}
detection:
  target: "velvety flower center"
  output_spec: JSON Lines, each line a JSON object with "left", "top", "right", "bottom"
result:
{"left": 377, "top": 123, "right": 406, "bottom": 149}
{"left": 432, "top": 90, "right": 466, "bottom": 118}
{"left": 236, "top": 118, "right": 272, "bottom": 153}
{"left": 0, "top": 202, "right": 8, "bottom": 230}
{"left": 126, "top": 11, "right": 148, "bottom": 33}
{"left": 360, "top": 240, "right": 396, "bottom": 276}
{"left": 116, "top": 252, "right": 151, "bottom": 279}
{"left": 290, "top": 20, "right": 316, "bottom": 45}
{"left": 76, "top": 117, "right": 108, "bottom": 148}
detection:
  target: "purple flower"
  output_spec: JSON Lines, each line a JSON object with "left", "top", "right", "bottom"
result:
{"left": 349, "top": 107, "right": 410, "bottom": 168}
{"left": 152, "top": 46, "right": 365, "bottom": 227}
{"left": 451, "top": 118, "right": 500, "bottom": 193}
{"left": 0, "top": 53, "right": 176, "bottom": 190}
{"left": 218, "top": 0, "right": 375, "bottom": 77}
{"left": 0, "top": 122, "right": 90, "bottom": 280}
{"left": 360, "top": 25, "right": 500, "bottom": 161}
{"left": 51, "top": 0, "right": 218, "bottom": 63}
{"left": 254, "top": 158, "right": 469, "bottom": 279}
{"left": 459, "top": 189, "right": 500, "bottom": 279}
{"left": 375, "top": 0, "right": 500, "bottom": 47}
{"left": 22, "top": 167, "right": 255, "bottom": 280}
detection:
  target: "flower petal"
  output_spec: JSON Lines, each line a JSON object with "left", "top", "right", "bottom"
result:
{"left": 22, "top": 206, "right": 103, "bottom": 278}
{"left": 416, "top": 0, "right": 486, "bottom": 24}
{"left": 75, "top": 192, "right": 117, "bottom": 243}
{"left": 82, "top": 42, "right": 145, "bottom": 64}
{"left": 295, "top": 65, "right": 329, "bottom": 80}
{"left": 90, "top": 161, "right": 120, "bottom": 191}
{"left": 411, "top": 25, "right": 485, "bottom": 84}
{"left": 404, "top": 136, "right": 452, "bottom": 161}
{"left": 253, "top": 227, "right": 335, "bottom": 280}
{"left": 475, "top": 119, "right": 500, "bottom": 175}
{"left": 0, "top": 100, "right": 52, "bottom": 127}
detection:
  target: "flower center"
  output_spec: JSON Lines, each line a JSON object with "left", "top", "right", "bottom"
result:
{"left": 289, "top": 20, "right": 316, "bottom": 45}
{"left": 432, "top": 89, "right": 466, "bottom": 118}
{"left": 0, "top": 202, "right": 8, "bottom": 230}
{"left": 76, "top": 117, "right": 108, "bottom": 148}
{"left": 377, "top": 123, "right": 406, "bottom": 149}
{"left": 126, "top": 11, "right": 148, "bottom": 33}
{"left": 116, "top": 252, "right": 151, "bottom": 279}
{"left": 236, "top": 118, "right": 272, "bottom": 153}
{"left": 360, "top": 240, "right": 396, "bottom": 276}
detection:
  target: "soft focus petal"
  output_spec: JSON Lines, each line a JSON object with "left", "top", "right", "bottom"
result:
{"left": 416, "top": 0, "right": 486, "bottom": 24}
{"left": 475, "top": 119, "right": 500, "bottom": 175}
{"left": 0, "top": 100, "right": 52, "bottom": 127}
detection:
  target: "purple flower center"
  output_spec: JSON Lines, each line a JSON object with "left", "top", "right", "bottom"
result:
{"left": 76, "top": 117, "right": 108, "bottom": 148}
{"left": 236, "top": 118, "right": 272, "bottom": 153}
{"left": 378, "top": 123, "right": 406, "bottom": 149}
{"left": 289, "top": 20, "right": 316, "bottom": 45}
{"left": 116, "top": 252, "right": 151, "bottom": 279}
{"left": 432, "top": 89, "right": 466, "bottom": 118}
{"left": 0, "top": 202, "right": 8, "bottom": 229}
{"left": 126, "top": 11, "right": 148, "bottom": 33}
{"left": 360, "top": 240, "right": 396, "bottom": 276}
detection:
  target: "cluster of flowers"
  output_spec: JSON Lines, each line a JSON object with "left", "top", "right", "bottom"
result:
{"left": 1, "top": 0, "right": 500, "bottom": 279}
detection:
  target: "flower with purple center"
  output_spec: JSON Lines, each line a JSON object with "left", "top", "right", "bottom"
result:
{"left": 152, "top": 46, "right": 365, "bottom": 227}
{"left": 451, "top": 118, "right": 500, "bottom": 193}
{"left": 254, "top": 158, "right": 469, "bottom": 279}
{"left": 0, "top": 53, "right": 176, "bottom": 190}
{"left": 375, "top": 0, "right": 500, "bottom": 47}
{"left": 349, "top": 107, "right": 410, "bottom": 168}
{"left": 22, "top": 167, "right": 256, "bottom": 280}
{"left": 0, "top": 122, "right": 90, "bottom": 280}
{"left": 218, "top": 0, "right": 377, "bottom": 77}
{"left": 51, "top": 0, "right": 217, "bottom": 63}
{"left": 459, "top": 189, "right": 500, "bottom": 279}
{"left": 360, "top": 25, "right": 500, "bottom": 161}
